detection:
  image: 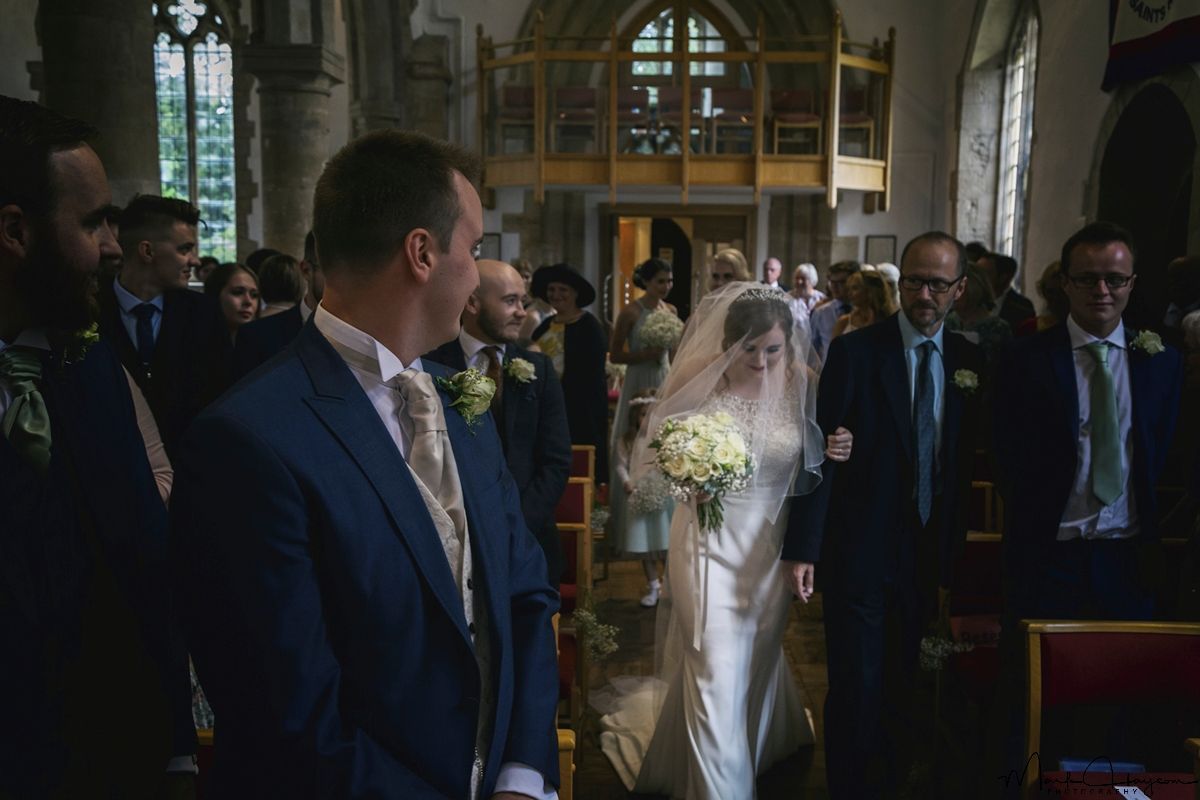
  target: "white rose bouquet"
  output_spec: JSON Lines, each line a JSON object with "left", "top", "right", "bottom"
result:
{"left": 649, "top": 411, "right": 754, "bottom": 532}
{"left": 639, "top": 309, "right": 685, "bottom": 351}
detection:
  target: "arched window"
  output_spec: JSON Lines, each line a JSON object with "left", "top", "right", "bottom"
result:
{"left": 153, "top": 1, "right": 236, "bottom": 262}
{"left": 995, "top": 6, "right": 1037, "bottom": 260}
{"left": 632, "top": 6, "right": 726, "bottom": 79}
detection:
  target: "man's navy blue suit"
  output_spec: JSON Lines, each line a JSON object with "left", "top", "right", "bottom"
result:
{"left": 171, "top": 320, "right": 561, "bottom": 798}
{"left": 784, "top": 313, "right": 983, "bottom": 798}
{"left": 425, "top": 338, "right": 571, "bottom": 584}
{"left": 0, "top": 338, "right": 194, "bottom": 796}
{"left": 993, "top": 323, "right": 1182, "bottom": 622}
{"left": 231, "top": 303, "right": 304, "bottom": 380}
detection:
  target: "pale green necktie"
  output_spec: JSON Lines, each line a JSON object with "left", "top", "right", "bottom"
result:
{"left": 0, "top": 345, "right": 52, "bottom": 476}
{"left": 1084, "top": 342, "right": 1122, "bottom": 506}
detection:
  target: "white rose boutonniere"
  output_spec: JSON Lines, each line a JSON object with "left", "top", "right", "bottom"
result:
{"left": 952, "top": 369, "right": 979, "bottom": 395}
{"left": 505, "top": 357, "right": 536, "bottom": 383}
{"left": 1130, "top": 330, "right": 1165, "bottom": 355}
{"left": 436, "top": 368, "right": 495, "bottom": 431}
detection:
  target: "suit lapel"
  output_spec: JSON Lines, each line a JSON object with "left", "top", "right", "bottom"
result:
{"left": 99, "top": 282, "right": 141, "bottom": 376}
{"left": 296, "top": 325, "right": 473, "bottom": 646}
{"left": 940, "top": 332, "right": 965, "bottom": 467}
{"left": 501, "top": 345, "right": 523, "bottom": 446}
{"left": 1126, "top": 335, "right": 1152, "bottom": 476}
{"left": 879, "top": 318, "right": 914, "bottom": 463}
{"left": 1048, "top": 324, "right": 1080, "bottom": 441}
{"left": 153, "top": 291, "right": 181, "bottom": 375}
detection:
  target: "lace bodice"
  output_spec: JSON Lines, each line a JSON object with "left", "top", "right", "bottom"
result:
{"left": 701, "top": 390, "right": 803, "bottom": 481}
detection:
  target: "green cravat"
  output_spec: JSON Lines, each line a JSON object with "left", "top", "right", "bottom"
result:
{"left": 1084, "top": 342, "right": 1121, "bottom": 506}
{"left": 0, "top": 345, "right": 52, "bottom": 476}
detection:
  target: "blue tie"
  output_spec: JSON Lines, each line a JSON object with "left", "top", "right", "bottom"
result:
{"left": 914, "top": 340, "right": 936, "bottom": 525}
{"left": 133, "top": 303, "right": 157, "bottom": 368}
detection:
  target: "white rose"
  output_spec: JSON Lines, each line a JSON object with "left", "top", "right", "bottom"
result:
{"left": 690, "top": 462, "right": 712, "bottom": 482}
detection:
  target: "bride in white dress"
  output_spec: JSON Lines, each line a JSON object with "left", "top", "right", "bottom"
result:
{"left": 596, "top": 284, "right": 851, "bottom": 799}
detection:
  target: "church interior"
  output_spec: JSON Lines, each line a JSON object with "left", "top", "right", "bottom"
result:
{"left": 3, "top": 0, "right": 1199, "bottom": 798}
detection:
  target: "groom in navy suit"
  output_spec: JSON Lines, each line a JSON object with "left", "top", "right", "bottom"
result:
{"left": 994, "top": 222, "right": 1183, "bottom": 624}
{"left": 171, "top": 131, "right": 560, "bottom": 798}
{"left": 783, "top": 232, "right": 984, "bottom": 798}
{"left": 425, "top": 258, "right": 572, "bottom": 585}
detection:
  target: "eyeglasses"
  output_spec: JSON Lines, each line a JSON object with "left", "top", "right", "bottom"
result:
{"left": 898, "top": 275, "right": 964, "bottom": 294}
{"left": 1065, "top": 273, "right": 1133, "bottom": 289}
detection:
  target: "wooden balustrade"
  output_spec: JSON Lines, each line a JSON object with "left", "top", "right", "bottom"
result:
{"left": 477, "top": 9, "right": 895, "bottom": 207}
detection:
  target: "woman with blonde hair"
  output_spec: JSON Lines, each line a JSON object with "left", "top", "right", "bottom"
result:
{"left": 832, "top": 270, "right": 896, "bottom": 338}
{"left": 706, "top": 248, "right": 751, "bottom": 293}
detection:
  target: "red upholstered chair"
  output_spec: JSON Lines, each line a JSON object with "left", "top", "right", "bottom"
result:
{"left": 770, "top": 89, "right": 821, "bottom": 154}
{"left": 497, "top": 85, "right": 535, "bottom": 154}
{"left": 556, "top": 477, "right": 593, "bottom": 616}
{"left": 658, "top": 86, "right": 705, "bottom": 151}
{"left": 1023, "top": 621, "right": 1200, "bottom": 797}
{"left": 949, "top": 532, "right": 1003, "bottom": 700}
{"left": 552, "top": 86, "right": 600, "bottom": 153}
{"left": 838, "top": 86, "right": 874, "bottom": 157}
{"left": 569, "top": 445, "right": 595, "bottom": 481}
{"left": 710, "top": 87, "right": 754, "bottom": 153}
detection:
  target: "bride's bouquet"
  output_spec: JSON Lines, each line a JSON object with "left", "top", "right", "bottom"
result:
{"left": 649, "top": 411, "right": 754, "bottom": 532}
{"left": 639, "top": 309, "right": 685, "bottom": 351}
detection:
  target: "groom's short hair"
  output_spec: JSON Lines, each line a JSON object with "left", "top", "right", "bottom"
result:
{"left": 312, "top": 130, "right": 480, "bottom": 275}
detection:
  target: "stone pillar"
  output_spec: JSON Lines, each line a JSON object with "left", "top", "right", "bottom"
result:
{"left": 406, "top": 34, "right": 451, "bottom": 140}
{"left": 39, "top": 0, "right": 160, "bottom": 203}
{"left": 242, "top": 44, "right": 345, "bottom": 258}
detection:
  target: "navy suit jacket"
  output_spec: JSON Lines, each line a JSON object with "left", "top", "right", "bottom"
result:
{"left": 784, "top": 314, "right": 984, "bottom": 596}
{"left": 993, "top": 323, "right": 1183, "bottom": 553}
{"left": 98, "top": 283, "right": 230, "bottom": 456}
{"left": 0, "top": 339, "right": 194, "bottom": 793}
{"left": 424, "top": 339, "right": 572, "bottom": 582}
{"left": 171, "top": 321, "right": 560, "bottom": 798}
{"left": 231, "top": 304, "right": 304, "bottom": 380}
{"left": 997, "top": 288, "right": 1036, "bottom": 329}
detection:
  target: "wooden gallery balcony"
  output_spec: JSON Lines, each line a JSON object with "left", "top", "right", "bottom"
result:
{"left": 476, "top": 10, "right": 895, "bottom": 207}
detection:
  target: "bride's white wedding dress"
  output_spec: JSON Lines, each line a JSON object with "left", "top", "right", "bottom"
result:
{"left": 597, "top": 390, "right": 814, "bottom": 800}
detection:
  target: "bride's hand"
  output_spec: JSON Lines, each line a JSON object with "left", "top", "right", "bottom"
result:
{"left": 825, "top": 427, "right": 853, "bottom": 462}
{"left": 783, "top": 561, "right": 815, "bottom": 603}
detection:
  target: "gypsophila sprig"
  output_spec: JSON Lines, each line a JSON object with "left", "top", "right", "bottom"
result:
{"left": 628, "top": 471, "right": 672, "bottom": 516}
{"left": 574, "top": 607, "right": 620, "bottom": 662}
{"left": 505, "top": 357, "right": 536, "bottom": 383}
{"left": 638, "top": 309, "right": 685, "bottom": 351}
{"left": 649, "top": 411, "right": 754, "bottom": 532}
{"left": 1130, "top": 330, "right": 1165, "bottom": 355}
{"left": 952, "top": 369, "right": 979, "bottom": 395}
{"left": 436, "top": 368, "right": 495, "bottom": 432}
{"left": 918, "top": 635, "right": 973, "bottom": 672}
{"left": 590, "top": 506, "right": 611, "bottom": 533}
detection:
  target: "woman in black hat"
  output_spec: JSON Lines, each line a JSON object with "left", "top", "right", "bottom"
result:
{"left": 531, "top": 263, "right": 609, "bottom": 482}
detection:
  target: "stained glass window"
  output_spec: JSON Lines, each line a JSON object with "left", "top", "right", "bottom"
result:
{"left": 153, "top": 2, "right": 236, "bottom": 263}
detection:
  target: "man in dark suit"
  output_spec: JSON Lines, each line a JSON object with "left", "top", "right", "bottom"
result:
{"left": 426, "top": 258, "right": 572, "bottom": 585}
{"left": 231, "top": 229, "right": 324, "bottom": 379}
{"left": 979, "top": 252, "right": 1036, "bottom": 329}
{"left": 783, "top": 232, "right": 984, "bottom": 798}
{"left": 171, "top": 130, "right": 560, "bottom": 798}
{"left": 97, "top": 194, "right": 229, "bottom": 456}
{"left": 994, "top": 222, "right": 1183, "bottom": 623}
{"left": 0, "top": 96, "right": 195, "bottom": 798}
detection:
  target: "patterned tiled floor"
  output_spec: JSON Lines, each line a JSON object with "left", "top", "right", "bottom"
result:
{"left": 573, "top": 559, "right": 831, "bottom": 799}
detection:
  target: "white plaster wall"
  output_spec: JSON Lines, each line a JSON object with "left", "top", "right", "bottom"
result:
{"left": 1019, "top": 0, "right": 1113, "bottom": 294}
{"left": 0, "top": 1, "right": 40, "bottom": 101}
{"left": 833, "top": 0, "right": 956, "bottom": 261}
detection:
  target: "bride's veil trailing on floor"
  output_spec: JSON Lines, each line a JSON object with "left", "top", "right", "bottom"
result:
{"left": 593, "top": 282, "right": 826, "bottom": 792}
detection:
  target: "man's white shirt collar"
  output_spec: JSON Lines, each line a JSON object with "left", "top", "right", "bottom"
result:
{"left": 298, "top": 298, "right": 314, "bottom": 323}
{"left": 0, "top": 328, "right": 52, "bottom": 354}
{"left": 313, "top": 303, "right": 417, "bottom": 381}
{"left": 458, "top": 328, "right": 500, "bottom": 366}
{"left": 1067, "top": 316, "right": 1126, "bottom": 351}
{"left": 113, "top": 276, "right": 163, "bottom": 314}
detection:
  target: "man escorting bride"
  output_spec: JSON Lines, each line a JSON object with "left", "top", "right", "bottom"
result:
{"left": 597, "top": 283, "right": 852, "bottom": 799}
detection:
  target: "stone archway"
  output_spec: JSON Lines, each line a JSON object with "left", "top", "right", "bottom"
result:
{"left": 1085, "top": 68, "right": 1200, "bottom": 328}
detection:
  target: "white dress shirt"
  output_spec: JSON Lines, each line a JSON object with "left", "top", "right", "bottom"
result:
{"left": 459, "top": 328, "right": 502, "bottom": 373}
{"left": 113, "top": 276, "right": 164, "bottom": 345}
{"left": 298, "top": 297, "right": 314, "bottom": 323}
{"left": 1057, "top": 317, "right": 1138, "bottom": 541}
{"left": 312, "top": 305, "right": 555, "bottom": 800}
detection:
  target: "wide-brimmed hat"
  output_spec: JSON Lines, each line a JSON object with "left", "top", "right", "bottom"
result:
{"left": 531, "top": 263, "right": 596, "bottom": 308}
